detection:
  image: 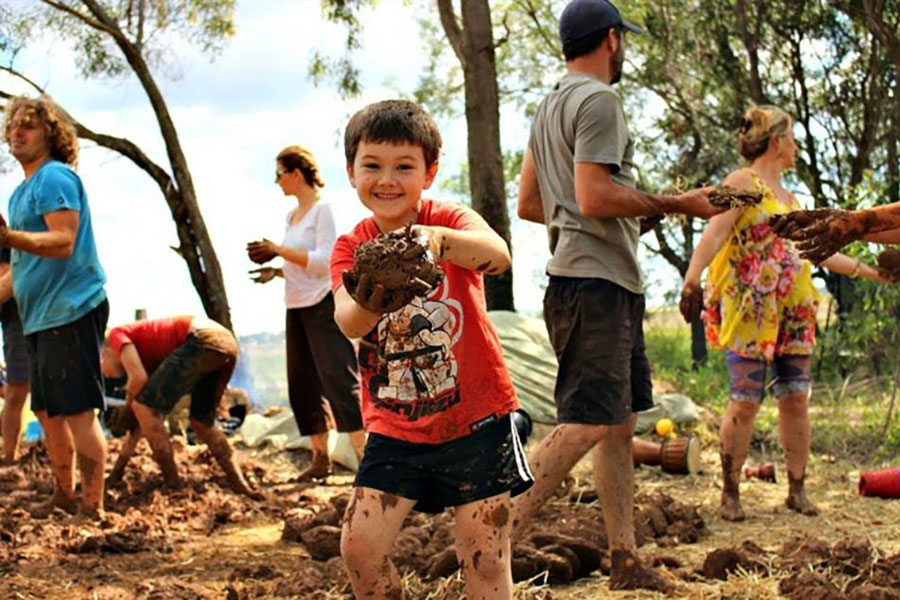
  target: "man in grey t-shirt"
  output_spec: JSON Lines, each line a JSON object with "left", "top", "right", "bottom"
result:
{"left": 511, "top": 0, "right": 722, "bottom": 592}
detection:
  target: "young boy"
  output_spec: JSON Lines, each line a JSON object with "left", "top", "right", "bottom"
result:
{"left": 332, "top": 99, "right": 533, "bottom": 600}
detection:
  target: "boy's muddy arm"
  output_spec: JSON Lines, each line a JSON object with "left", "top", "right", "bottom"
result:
{"left": 417, "top": 225, "right": 511, "bottom": 275}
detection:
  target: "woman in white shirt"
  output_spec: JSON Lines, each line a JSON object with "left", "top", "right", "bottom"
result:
{"left": 248, "top": 145, "right": 364, "bottom": 480}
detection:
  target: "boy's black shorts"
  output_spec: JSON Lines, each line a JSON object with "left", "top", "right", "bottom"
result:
{"left": 355, "top": 413, "right": 534, "bottom": 513}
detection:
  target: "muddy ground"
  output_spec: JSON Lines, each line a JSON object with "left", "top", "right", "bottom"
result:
{"left": 1, "top": 425, "right": 899, "bottom": 599}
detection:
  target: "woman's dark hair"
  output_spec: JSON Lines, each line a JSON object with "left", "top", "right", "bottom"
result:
{"left": 277, "top": 145, "right": 325, "bottom": 188}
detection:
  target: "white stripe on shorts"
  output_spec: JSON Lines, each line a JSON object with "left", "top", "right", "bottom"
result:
{"left": 510, "top": 414, "right": 534, "bottom": 482}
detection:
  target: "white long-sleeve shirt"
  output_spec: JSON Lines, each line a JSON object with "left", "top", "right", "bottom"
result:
{"left": 282, "top": 201, "right": 335, "bottom": 309}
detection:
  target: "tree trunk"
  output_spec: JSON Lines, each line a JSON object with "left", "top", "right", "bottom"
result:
{"left": 438, "top": 0, "right": 514, "bottom": 311}
{"left": 80, "top": 0, "right": 233, "bottom": 330}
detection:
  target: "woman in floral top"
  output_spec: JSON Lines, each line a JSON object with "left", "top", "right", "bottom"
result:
{"left": 680, "top": 105, "right": 887, "bottom": 522}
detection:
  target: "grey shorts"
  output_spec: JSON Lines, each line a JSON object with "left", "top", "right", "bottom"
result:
{"left": 1, "top": 301, "right": 29, "bottom": 385}
{"left": 543, "top": 277, "right": 653, "bottom": 426}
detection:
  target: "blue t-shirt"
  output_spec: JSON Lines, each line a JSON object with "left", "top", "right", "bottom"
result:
{"left": 8, "top": 160, "right": 106, "bottom": 335}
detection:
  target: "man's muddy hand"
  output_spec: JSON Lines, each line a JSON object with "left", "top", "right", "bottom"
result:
{"left": 673, "top": 186, "right": 725, "bottom": 220}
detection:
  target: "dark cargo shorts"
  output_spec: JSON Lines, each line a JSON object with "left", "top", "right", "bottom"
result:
{"left": 137, "top": 327, "right": 237, "bottom": 426}
{"left": 543, "top": 276, "right": 653, "bottom": 426}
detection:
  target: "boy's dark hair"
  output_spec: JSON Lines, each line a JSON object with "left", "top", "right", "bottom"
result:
{"left": 344, "top": 100, "right": 442, "bottom": 167}
{"left": 563, "top": 25, "right": 621, "bottom": 61}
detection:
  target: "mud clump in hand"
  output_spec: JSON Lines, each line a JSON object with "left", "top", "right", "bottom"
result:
{"left": 343, "top": 224, "right": 445, "bottom": 314}
{"left": 876, "top": 248, "right": 900, "bottom": 280}
{"left": 708, "top": 186, "right": 762, "bottom": 209}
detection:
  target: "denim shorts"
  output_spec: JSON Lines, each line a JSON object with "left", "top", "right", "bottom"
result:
{"left": 725, "top": 352, "right": 811, "bottom": 403}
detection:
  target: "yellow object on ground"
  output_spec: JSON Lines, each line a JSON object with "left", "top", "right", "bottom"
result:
{"left": 656, "top": 418, "right": 675, "bottom": 437}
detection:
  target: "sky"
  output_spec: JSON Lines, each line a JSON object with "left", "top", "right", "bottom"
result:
{"left": 0, "top": 0, "right": 567, "bottom": 336}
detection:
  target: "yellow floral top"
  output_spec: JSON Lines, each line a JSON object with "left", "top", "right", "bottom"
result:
{"left": 703, "top": 174, "right": 820, "bottom": 360}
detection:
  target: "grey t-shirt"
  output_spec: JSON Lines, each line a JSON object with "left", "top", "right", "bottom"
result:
{"left": 529, "top": 72, "right": 642, "bottom": 294}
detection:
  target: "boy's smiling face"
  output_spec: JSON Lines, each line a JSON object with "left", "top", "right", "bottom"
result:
{"left": 347, "top": 140, "right": 438, "bottom": 231}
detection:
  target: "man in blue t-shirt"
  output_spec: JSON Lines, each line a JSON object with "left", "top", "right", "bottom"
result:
{"left": 1, "top": 95, "right": 109, "bottom": 518}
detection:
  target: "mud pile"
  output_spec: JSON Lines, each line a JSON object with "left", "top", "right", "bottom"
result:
{"left": 280, "top": 487, "right": 705, "bottom": 587}
{"left": 0, "top": 438, "right": 282, "bottom": 571}
{"left": 699, "top": 535, "right": 900, "bottom": 598}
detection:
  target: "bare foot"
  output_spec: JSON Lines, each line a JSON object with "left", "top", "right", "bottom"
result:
{"left": 72, "top": 505, "right": 105, "bottom": 523}
{"left": 609, "top": 549, "right": 676, "bottom": 593}
{"left": 719, "top": 492, "right": 745, "bottom": 522}
{"left": 785, "top": 491, "right": 818, "bottom": 516}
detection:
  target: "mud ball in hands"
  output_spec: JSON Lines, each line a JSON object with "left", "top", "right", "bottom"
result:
{"left": 246, "top": 240, "right": 278, "bottom": 265}
{"left": 343, "top": 224, "right": 445, "bottom": 314}
{"left": 708, "top": 186, "right": 762, "bottom": 209}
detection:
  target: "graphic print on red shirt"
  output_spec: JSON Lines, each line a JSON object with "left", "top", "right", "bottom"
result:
{"left": 330, "top": 199, "right": 518, "bottom": 444}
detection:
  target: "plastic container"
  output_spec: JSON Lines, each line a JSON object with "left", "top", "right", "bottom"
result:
{"left": 858, "top": 467, "right": 900, "bottom": 499}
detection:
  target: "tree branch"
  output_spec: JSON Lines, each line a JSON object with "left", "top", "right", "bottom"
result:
{"left": 436, "top": 0, "right": 466, "bottom": 69}
{"left": 39, "top": 0, "right": 119, "bottom": 39}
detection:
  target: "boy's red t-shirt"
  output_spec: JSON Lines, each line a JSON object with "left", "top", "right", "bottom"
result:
{"left": 108, "top": 316, "right": 194, "bottom": 371}
{"left": 330, "top": 199, "right": 519, "bottom": 444}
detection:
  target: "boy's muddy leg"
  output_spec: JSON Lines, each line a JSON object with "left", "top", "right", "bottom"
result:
{"left": 719, "top": 400, "right": 760, "bottom": 521}
{"left": 778, "top": 393, "right": 818, "bottom": 516}
{"left": 509, "top": 424, "right": 604, "bottom": 540}
{"left": 132, "top": 402, "right": 183, "bottom": 489}
{"left": 341, "top": 487, "right": 416, "bottom": 600}
{"left": 64, "top": 410, "right": 107, "bottom": 517}
{"left": 191, "top": 419, "right": 263, "bottom": 499}
{"left": 35, "top": 410, "right": 77, "bottom": 513}
{"left": 455, "top": 493, "right": 513, "bottom": 600}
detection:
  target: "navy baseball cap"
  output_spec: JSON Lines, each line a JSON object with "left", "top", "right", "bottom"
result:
{"left": 559, "top": 0, "right": 643, "bottom": 47}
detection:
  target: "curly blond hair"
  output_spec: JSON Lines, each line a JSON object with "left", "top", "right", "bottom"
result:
{"left": 737, "top": 104, "right": 792, "bottom": 163}
{"left": 3, "top": 95, "right": 79, "bottom": 167}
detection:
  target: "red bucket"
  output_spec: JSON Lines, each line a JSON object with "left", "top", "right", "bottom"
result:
{"left": 858, "top": 467, "right": 900, "bottom": 499}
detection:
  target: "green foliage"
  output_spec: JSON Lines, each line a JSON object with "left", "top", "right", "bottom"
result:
{"left": 643, "top": 315, "right": 730, "bottom": 411}
{"left": 1, "top": 0, "right": 236, "bottom": 80}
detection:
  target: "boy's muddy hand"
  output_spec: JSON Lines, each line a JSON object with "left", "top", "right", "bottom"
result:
{"left": 410, "top": 225, "right": 446, "bottom": 259}
{"left": 249, "top": 267, "right": 277, "bottom": 284}
{"left": 246, "top": 239, "right": 278, "bottom": 264}
{"left": 342, "top": 270, "right": 406, "bottom": 314}
{"left": 679, "top": 281, "right": 703, "bottom": 323}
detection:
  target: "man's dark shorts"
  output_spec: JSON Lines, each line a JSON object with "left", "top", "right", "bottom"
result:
{"left": 1, "top": 300, "right": 30, "bottom": 385}
{"left": 137, "top": 327, "right": 238, "bottom": 426}
{"left": 355, "top": 413, "right": 534, "bottom": 513}
{"left": 27, "top": 299, "right": 109, "bottom": 417}
{"left": 543, "top": 276, "right": 652, "bottom": 426}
